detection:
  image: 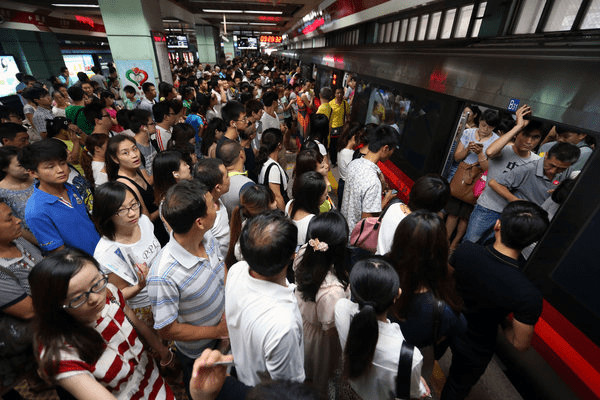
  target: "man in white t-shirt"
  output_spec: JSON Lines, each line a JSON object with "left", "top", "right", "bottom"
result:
{"left": 260, "top": 91, "right": 286, "bottom": 133}
{"left": 193, "top": 158, "right": 231, "bottom": 257}
{"left": 225, "top": 211, "right": 304, "bottom": 386}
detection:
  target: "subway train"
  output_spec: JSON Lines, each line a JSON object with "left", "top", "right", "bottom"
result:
{"left": 280, "top": 41, "right": 600, "bottom": 400}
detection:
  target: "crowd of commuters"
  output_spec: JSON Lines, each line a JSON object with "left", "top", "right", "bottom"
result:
{"left": 0, "top": 55, "right": 593, "bottom": 400}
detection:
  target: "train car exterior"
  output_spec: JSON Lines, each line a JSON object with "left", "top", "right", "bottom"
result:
{"left": 281, "top": 43, "right": 600, "bottom": 399}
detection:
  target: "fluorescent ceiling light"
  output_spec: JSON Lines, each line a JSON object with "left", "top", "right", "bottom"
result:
{"left": 220, "top": 21, "right": 248, "bottom": 25}
{"left": 249, "top": 22, "right": 277, "bottom": 25}
{"left": 52, "top": 3, "right": 99, "bottom": 7}
{"left": 261, "top": 31, "right": 273, "bottom": 34}
{"left": 244, "top": 10, "right": 283, "bottom": 15}
{"left": 203, "top": 9, "right": 243, "bottom": 13}
{"left": 162, "top": 19, "right": 180, "bottom": 23}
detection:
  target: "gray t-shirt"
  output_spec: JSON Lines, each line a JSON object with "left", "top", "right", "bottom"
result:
{"left": 477, "top": 145, "right": 540, "bottom": 212}
{"left": 0, "top": 237, "right": 43, "bottom": 310}
{"left": 494, "top": 157, "right": 565, "bottom": 207}
{"left": 220, "top": 174, "right": 254, "bottom": 217}
{"left": 539, "top": 140, "right": 592, "bottom": 173}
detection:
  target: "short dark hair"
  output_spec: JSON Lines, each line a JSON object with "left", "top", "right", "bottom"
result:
{"left": 520, "top": 120, "right": 550, "bottom": 137}
{"left": 367, "top": 125, "right": 400, "bottom": 152}
{"left": 193, "top": 158, "right": 225, "bottom": 191}
{"left": 246, "top": 99, "right": 263, "bottom": 116}
{"left": 142, "top": 82, "right": 155, "bottom": 94}
{"left": 480, "top": 109, "right": 500, "bottom": 128}
{"left": 291, "top": 171, "right": 326, "bottom": 218}
{"left": 240, "top": 211, "right": 297, "bottom": 277}
{"left": 153, "top": 101, "right": 172, "bottom": 123}
{"left": 46, "top": 117, "right": 70, "bottom": 139}
{"left": 123, "top": 85, "right": 136, "bottom": 95}
{"left": 162, "top": 180, "right": 209, "bottom": 234}
{"left": 319, "top": 87, "right": 333, "bottom": 101}
{"left": 24, "top": 87, "right": 48, "bottom": 105}
{"left": 216, "top": 139, "right": 242, "bottom": 167}
{"left": 221, "top": 101, "right": 245, "bottom": 127}
{"left": 92, "top": 182, "right": 141, "bottom": 240}
{"left": 547, "top": 142, "right": 580, "bottom": 164}
{"left": 307, "top": 113, "right": 329, "bottom": 144}
{"left": 261, "top": 91, "right": 278, "bottom": 108}
{"left": 128, "top": 109, "right": 152, "bottom": 134}
{"left": 408, "top": 174, "right": 450, "bottom": 212}
{"left": 19, "top": 139, "right": 68, "bottom": 171}
{"left": 83, "top": 103, "right": 105, "bottom": 126}
{"left": 0, "top": 122, "right": 27, "bottom": 142}
{"left": 22, "top": 74, "right": 36, "bottom": 83}
{"left": 500, "top": 200, "right": 549, "bottom": 250}
{"left": 67, "top": 85, "right": 85, "bottom": 102}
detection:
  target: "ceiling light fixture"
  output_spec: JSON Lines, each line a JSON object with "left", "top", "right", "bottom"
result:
{"left": 202, "top": 9, "right": 243, "bottom": 13}
{"left": 52, "top": 3, "right": 99, "bottom": 7}
{"left": 220, "top": 21, "right": 247, "bottom": 25}
{"left": 244, "top": 10, "right": 283, "bottom": 15}
{"left": 162, "top": 19, "right": 180, "bottom": 23}
{"left": 249, "top": 22, "right": 277, "bottom": 25}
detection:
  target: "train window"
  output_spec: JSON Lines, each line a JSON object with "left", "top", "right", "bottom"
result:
{"left": 471, "top": 2, "right": 487, "bottom": 37}
{"left": 399, "top": 19, "right": 409, "bottom": 41}
{"left": 441, "top": 9, "right": 456, "bottom": 39}
{"left": 418, "top": 14, "right": 429, "bottom": 40}
{"left": 407, "top": 16, "right": 418, "bottom": 41}
{"left": 378, "top": 23, "right": 385, "bottom": 43}
{"left": 385, "top": 22, "right": 393, "bottom": 43}
{"left": 455, "top": 4, "right": 474, "bottom": 37}
{"left": 543, "top": 0, "right": 584, "bottom": 31}
{"left": 581, "top": 0, "right": 600, "bottom": 29}
{"left": 391, "top": 20, "right": 400, "bottom": 42}
{"left": 428, "top": 11, "right": 442, "bottom": 40}
{"left": 514, "top": 0, "right": 547, "bottom": 34}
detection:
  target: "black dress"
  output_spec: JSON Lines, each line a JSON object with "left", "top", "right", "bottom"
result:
{"left": 117, "top": 173, "right": 169, "bottom": 246}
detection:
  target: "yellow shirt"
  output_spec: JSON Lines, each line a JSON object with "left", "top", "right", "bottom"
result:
{"left": 329, "top": 99, "right": 349, "bottom": 128}
{"left": 316, "top": 103, "right": 332, "bottom": 123}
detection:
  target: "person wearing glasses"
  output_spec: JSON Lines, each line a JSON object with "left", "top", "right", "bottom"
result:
{"left": 84, "top": 101, "right": 117, "bottom": 137}
{"left": 92, "top": 182, "right": 162, "bottom": 326}
{"left": 29, "top": 248, "right": 174, "bottom": 399}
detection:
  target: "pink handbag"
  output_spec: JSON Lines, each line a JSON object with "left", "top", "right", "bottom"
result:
{"left": 473, "top": 171, "right": 488, "bottom": 199}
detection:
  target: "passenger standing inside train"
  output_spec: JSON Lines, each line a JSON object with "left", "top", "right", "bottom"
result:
{"left": 446, "top": 109, "right": 499, "bottom": 252}
{"left": 537, "top": 126, "right": 593, "bottom": 174}
{"left": 329, "top": 87, "right": 350, "bottom": 166}
{"left": 148, "top": 180, "right": 227, "bottom": 396}
{"left": 225, "top": 211, "right": 305, "bottom": 386}
{"left": 340, "top": 125, "right": 398, "bottom": 233}
{"left": 464, "top": 105, "right": 543, "bottom": 244}
{"left": 488, "top": 142, "right": 579, "bottom": 208}
{"left": 441, "top": 201, "right": 549, "bottom": 400}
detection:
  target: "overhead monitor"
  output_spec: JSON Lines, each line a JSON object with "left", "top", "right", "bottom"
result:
{"left": 167, "top": 35, "right": 189, "bottom": 49}
{"left": 237, "top": 37, "right": 258, "bottom": 50}
{"left": 0, "top": 56, "right": 21, "bottom": 97}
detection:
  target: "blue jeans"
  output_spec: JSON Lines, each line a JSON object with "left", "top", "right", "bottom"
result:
{"left": 463, "top": 204, "right": 501, "bottom": 244}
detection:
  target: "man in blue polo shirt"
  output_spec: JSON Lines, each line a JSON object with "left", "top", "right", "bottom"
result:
{"left": 20, "top": 139, "right": 100, "bottom": 255}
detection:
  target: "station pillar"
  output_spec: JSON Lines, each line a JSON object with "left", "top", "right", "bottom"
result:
{"left": 195, "top": 25, "right": 218, "bottom": 65}
{"left": 98, "top": 0, "right": 172, "bottom": 85}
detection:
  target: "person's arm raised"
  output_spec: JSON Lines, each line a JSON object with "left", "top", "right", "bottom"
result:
{"left": 486, "top": 104, "right": 531, "bottom": 159}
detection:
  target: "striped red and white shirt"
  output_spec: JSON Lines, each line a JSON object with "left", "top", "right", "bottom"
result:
{"left": 47, "top": 284, "right": 174, "bottom": 400}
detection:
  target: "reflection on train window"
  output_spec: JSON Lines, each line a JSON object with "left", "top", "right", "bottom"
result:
{"left": 418, "top": 14, "right": 429, "bottom": 40}
{"left": 441, "top": 9, "right": 456, "bottom": 39}
{"left": 392, "top": 20, "right": 400, "bottom": 42}
{"left": 408, "top": 17, "right": 418, "bottom": 41}
{"left": 400, "top": 19, "right": 409, "bottom": 41}
{"left": 514, "top": 0, "right": 547, "bottom": 34}
{"left": 581, "top": 0, "right": 600, "bottom": 29}
{"left": 543, "top": 0, "right": 584, "bottom": 31}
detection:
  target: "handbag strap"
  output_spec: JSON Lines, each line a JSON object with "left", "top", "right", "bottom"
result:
{"left": 352, "top": 219, "right": 367, "bottom": 247}
{"left": 396, "top": 340, "right": 414, "bottom": 399}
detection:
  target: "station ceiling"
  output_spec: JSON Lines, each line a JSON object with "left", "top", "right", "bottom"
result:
{"left": 14, "top": 0, "right": 324, "bottom": 35}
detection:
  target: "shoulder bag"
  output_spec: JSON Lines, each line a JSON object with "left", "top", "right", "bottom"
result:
{"left": 449, "top": 161, "right": 483, "bottom": 205}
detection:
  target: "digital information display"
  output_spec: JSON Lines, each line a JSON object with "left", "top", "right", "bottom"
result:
{"left": 259, "top": 35, "right": 282, "bottom": 44}
{"left": 63, "top": 54, "right": 95, "bottom": 81}
{"left": 237, "top": 37, "right": 258, "bottom": 50}
{"left": 0, "top": 56, "right": 21, "bottom": 97}
{"left": 167, "top": 35, "right": 189, "bottom": 49}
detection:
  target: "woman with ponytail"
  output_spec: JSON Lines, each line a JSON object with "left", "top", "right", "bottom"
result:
{"left": 80, "top": 133, "right": 109, "bottom": 187}
{"left": 225, "top": 184, "right": 276, "bottom": 268}
{"left": 293, "top": 211, "right": 350, "bottom": 393}
{"left": 257, "top": 128, "right": 288, "bottom": 210}
{"left": 335, "top": 257, "right": 429, "bottom": 399}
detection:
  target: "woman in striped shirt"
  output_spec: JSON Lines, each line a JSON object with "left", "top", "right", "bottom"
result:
{"left": 29, "top": 249, "right": 175, "bottom": 400}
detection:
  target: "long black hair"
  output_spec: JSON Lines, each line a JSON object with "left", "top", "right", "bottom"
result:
{"left": 290, "top": 171, "right": 325, "bottom": 219}
{"left": 344, "top": 256, "right": 400, "bottom": 379}
{"left": 295, "top": 211, "right": 349, "bottom": 302}
{"left": 29, "top": 249, "right": 106, "bottom": 382}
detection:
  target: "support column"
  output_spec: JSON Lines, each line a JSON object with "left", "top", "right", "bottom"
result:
{"left": 195, "top": 25, "right": 218, "bottom": 64}
{"left": 98, "top": 0, "right": 172, "bottom": 88}
{"left": 0, "top": 29, "right": 64, "bottom": 79}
